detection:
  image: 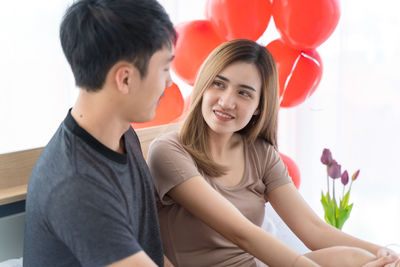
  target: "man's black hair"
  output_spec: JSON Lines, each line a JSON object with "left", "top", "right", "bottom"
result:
{"left": 60, "top": 0, "right": 176, "bottom": 91}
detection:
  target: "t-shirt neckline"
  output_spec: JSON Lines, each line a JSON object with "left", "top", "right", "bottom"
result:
{"left": 64, "top": 109, "right": 128, "bottom": 164}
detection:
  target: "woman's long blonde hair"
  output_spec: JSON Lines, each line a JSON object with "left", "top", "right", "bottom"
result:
{"left": 179, "top": 39, "right": 279, "bottom": 177}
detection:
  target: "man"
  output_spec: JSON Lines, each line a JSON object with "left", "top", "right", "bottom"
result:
{"left": 23, "top": 0, "right": 176, "bottom": 266}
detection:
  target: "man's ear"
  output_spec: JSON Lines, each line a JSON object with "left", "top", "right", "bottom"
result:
{"left": 114, "top": 64, "right": 135, "bottom": 95}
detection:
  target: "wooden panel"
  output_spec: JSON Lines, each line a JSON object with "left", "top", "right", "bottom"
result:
{"left": 136, "top": 122, "right": 181, "bottom": 159}
{"left": 0, "top": 123, "right": 181, "bottom": 205}
{"left": 0, "top": 185, "right": 27, "bottom": 205}
{"left": 0, "top": 147, "right": 43, "bottom": 190}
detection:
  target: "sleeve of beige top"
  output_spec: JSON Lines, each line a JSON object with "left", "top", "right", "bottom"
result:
{"left": 147, "top": 134, "right": 201, "bottom": 205}
{"left": 261, "top": 142, "right": 292, "bottom": 194}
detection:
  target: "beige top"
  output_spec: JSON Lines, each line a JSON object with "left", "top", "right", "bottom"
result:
{"left": 147, "top": 132, "right": 292, "bottom": 267}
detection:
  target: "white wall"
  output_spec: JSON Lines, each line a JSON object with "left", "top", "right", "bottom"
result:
{"left": 0, "top": 0, "right": 77, "bottom": 154}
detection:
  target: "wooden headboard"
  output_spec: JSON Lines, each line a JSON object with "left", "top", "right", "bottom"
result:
{"left": 0, "top": 123, "right": 181, "bottom": 205}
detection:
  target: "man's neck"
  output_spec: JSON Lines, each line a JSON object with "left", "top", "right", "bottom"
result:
{"left": 71, "top": 90, "right": 130, "bottom": 154}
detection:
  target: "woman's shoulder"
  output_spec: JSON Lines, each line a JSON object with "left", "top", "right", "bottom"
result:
{"left": 148, "top": 131, "right": 199, "bottom": 182}
{"left": 150, "top": 131, "right": 182, "bottom": 148}
{"left": 152, "top": 131, "right": 179, "bottom": 144}
{"left": 246, "top": 136, "right": 281, "bottom": 163}
{"left": 149, "top": 131, "right": 187, "bottom": 157}
{"left": 252, "top": 137, "right": 276, "bottom": 152}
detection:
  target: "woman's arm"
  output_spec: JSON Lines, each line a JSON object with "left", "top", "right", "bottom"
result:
{"left": 267, "top": 183, "right": 387, "bottom": 255}
{"left": 167, "top": 175, "right": 318, "bottom": 267}
{"left": 163, "top": 255, "right": 174, "bottom": 267}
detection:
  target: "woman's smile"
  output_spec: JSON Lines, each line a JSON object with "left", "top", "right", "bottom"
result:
{"left": 213, "top": 110, "right": 235, "bottom": 121}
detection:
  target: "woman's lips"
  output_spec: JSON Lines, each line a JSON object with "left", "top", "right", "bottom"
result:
{"left": 213, "top": 110, "right": 234, "bottom": 121}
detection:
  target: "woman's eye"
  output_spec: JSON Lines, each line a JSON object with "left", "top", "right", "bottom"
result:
{"left": 239, "top": 91, "right": 251, "bottom": 98}
{"left": 214, "top": 81, "right": 224, "bottom": 88}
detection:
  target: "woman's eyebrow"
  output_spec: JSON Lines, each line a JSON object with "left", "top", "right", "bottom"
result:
{"left": 216, "top": 75, "right": 256, "bottom": 92}
{"left": 216, "top": 75, "right": 229, "bottom": 82}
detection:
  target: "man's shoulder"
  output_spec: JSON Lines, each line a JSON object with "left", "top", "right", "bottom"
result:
{"left": 31, "top": 122, "right": 77, "bottom": 178}
{"left": 28, "top": 120, "right": 105, "bottom": 205}
{"left": 124, "top": 127, "right": 144, "bottom": 156}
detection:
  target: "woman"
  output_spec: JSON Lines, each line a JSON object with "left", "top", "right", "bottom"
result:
{"left": 147, "top": 39, "right": 399, "bottom": 267}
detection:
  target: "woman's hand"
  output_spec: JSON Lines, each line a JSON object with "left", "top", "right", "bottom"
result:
{"left": 385, "top": 259, "right": 400, "bottom": 267}
{"left": 386, "top": 259, "right": 400, "bottom": 267}
{"left": 377, "top": 247, "right": 399, "bottom": 260}
{"left": 362, "top": 251, "right": 399, "bottom": 267}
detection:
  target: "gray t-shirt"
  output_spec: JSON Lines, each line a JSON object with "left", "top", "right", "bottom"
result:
{"left": 23, "top": 111, "right": 163, "bottom": 267}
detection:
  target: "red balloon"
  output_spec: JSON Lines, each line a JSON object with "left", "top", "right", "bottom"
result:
{"left": 267, "top": 39, "right": 323, "bottom": 108}
{"left": 279, "top": 153, "right": 301, "bottom": 189}
{"left": 205, "top": 0, "right": 272, "bottom": 41}
{"left": 172, "top": 20, "right": 224, "bottom": 86}
{"left": 131, "top": 83, "right": 184, "bottom": 129}
{"left": 273, "top": 0, "right": 340, "bottom": 50}
{"left": 171, "top": 93, "right": 191, "bottom": 124}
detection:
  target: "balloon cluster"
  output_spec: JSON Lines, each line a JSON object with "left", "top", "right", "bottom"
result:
{"left": 173, "top": 0, "right": 340, "bottom": 108}
{"left": 134, "top": 0, "right": 341, "bottom": 189}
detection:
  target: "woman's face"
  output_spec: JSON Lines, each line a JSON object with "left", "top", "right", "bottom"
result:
{"left": 201, "top": 61, "right": 262, "bottom": 136}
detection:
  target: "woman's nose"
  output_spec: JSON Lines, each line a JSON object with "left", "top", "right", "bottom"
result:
{"left": 218, "top": 90, "right": 236, "bottom": 110}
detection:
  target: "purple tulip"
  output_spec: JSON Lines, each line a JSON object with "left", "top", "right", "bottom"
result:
{"left": 321, "top": 148, "right": 333, "bottom": 165}
{"left": 328, "top": 160, "right": 341, "bottom": 179}
{"left": 341, "top": 170, "right": 349, "bottom": 185}
{"left": 352, "top": 169, "right": 360, "bottom": 181}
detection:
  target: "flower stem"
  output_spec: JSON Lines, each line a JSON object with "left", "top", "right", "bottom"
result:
{"left": 342, "top": 185, "right": 345, "bottom": 198}
{"left": 327, "top": 166, "right": 330, "bottom": 196}
{"left": 333, "top": 179, "right": 336, "bottom": 202}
